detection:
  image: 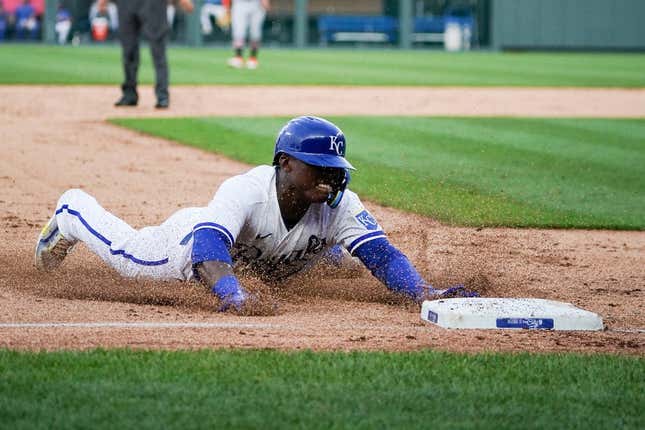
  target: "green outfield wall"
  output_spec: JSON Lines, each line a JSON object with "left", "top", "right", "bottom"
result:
{"left": 491, "top": 0, "right": 645, "bottom": 50}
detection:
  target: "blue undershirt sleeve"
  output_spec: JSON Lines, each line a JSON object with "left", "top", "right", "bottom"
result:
{"left": 191, "top": 227, "right": 249, "bottom": 309}
{"left": 352, "top": 237, "right": 426, "bottom": 301}
{"left": 191, "top": 227, "right": 233, "bottom": 266}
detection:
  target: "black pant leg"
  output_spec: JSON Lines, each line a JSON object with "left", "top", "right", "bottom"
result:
{"left": 117, "top": 1, "right": 142, "bottom": 99}
{"left": 141, "top": 0, "right": 170, "bottom": 101}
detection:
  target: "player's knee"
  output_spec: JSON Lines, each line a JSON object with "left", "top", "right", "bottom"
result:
{"left": 57, "top": 188, "right": 95, "bottom": 209}
{"left": 60, "top": 187, "right": 87, "bottom": 200}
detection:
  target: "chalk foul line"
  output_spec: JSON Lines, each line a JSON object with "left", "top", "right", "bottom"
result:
{"left": 0, "top": 321, "right": 409, "bottom": 331}
{"left": 0, "top": 322, "right": 642, "bottom": 333}
{"left": 0, "top": 322, "right": 277, "bottom": 329}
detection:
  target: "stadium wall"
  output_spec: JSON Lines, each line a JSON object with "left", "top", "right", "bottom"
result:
{"left": 491, "top": 0, "right": 645, "bottom": 50}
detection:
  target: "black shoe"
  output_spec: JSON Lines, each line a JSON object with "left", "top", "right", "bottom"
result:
{"left": 155, "top": 98, "right": 169, "bottom": 109}
{"left": 114, "top": 96, "right": 138, "bottom": 107}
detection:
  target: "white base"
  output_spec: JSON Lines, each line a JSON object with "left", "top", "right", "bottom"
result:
{"left": 420, "top": 298, "right": 604, "bottom": 331}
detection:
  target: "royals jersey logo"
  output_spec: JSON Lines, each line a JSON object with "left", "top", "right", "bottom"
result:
{"left": 231, "top": 235, "right": 328, "bottom": 282}
{"left": 355, "top": 210, "right": 378, "bottom": 230}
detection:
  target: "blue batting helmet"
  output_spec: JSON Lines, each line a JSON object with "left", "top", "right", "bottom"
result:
{"left": 273, "top": 116, "right": 355, "bottom": 170}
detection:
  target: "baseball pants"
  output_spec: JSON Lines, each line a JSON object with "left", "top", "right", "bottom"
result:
{"left": 54, "top": 189, "right": 206, "bottom": 281}
{"left": 231, "top": 0, "right": 265, "bottom": 45}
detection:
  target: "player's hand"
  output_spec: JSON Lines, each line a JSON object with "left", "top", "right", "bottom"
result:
{"left": 422, "top": 284, "right": 479, "bottom": 301}
{"left": 219, "top": 291, "right": 279, "bottom": 316}
{"left": 212, "top": 274, "right": 247, "bottom": 311}
{"left": 178, "top": 0, "right": 194, "bottom": 13}
{"left": 217, "top": 288, "right": 247, "bottom": 312}
{"left": 216, "top": 10, "right": 231, "bottom": 31}
{"left": 213, "top": 275, "right": 278, "bottom": 316}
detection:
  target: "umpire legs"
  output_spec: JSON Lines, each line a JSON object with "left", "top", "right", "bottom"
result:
{"left": 141, "top": 0, "right": 170, "bottom": 104}
{"left": 148, "top": 33, "right": 169, "bottom": 103}
{"left": 117, "top": 0, "right": 169, "bottom": 106}
{"left": 118, "top": 3, "right": 141, "bottom": 101}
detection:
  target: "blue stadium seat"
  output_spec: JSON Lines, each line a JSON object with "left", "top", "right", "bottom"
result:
{"left": 317, "top": 15, "right": 398, "bottom": 44}
{"left": 413, "top": 16, "right": 445, "bottom": 34}
{"left": 317, "top": 12, "right": 473, "bottom": 46}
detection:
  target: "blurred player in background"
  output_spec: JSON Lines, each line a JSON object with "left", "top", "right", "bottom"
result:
{"left": 89, "top": 0, "right": 118, "bottom": 41}
{"left": 54, "top": 2, "right": 72, "bottom": 44}
{"left": 101, "top": 0, "right": 194, "bottom": 109}
{"left": 200, "top": 0, "right": 230, "bottom": 36}
{"left": 34, "top": 116, "right": 477, "bottom": 315}
{"left": 227, "top": 0, "right": 269, "bottom": 69}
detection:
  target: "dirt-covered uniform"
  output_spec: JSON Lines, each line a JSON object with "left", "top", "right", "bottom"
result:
{"left": 52, "top": 165, "right": 383, "bottom": 283}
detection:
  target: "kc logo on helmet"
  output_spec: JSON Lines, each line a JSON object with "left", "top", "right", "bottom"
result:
{"left": 328, "top": 133, "right": 344, "bottom": 155}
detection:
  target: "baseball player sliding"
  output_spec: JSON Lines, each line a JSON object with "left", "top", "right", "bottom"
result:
{"left": 35, "top": 116, "right": 477, "bottom": 314}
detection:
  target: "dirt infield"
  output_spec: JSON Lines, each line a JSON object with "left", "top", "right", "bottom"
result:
{"left": 1, "top": 85, "right": 643, "bottom": 354}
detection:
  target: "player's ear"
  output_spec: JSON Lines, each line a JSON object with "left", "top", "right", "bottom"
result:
{"left": 278, "top": 153, "right": 291, "bottom": 171}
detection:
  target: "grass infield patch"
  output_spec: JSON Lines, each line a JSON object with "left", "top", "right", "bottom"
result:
{"left": 111, "top": 116, "right": 645, "bottom": 230}
{"left": 1, "top": 44, "right": 644, "bottom": 87}
{"left": 0, "top": 349, "right": 642, "bottom": 429}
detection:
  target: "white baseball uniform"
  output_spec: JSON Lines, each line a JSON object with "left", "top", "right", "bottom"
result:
{"left": 54, "top": 165, "right": 385, "bottom": 283}
{"left": 231, "top": 0, "right": 265, "bottom": 44}
{"left": 200, "top": 0, "right": 228, "bottom": 34}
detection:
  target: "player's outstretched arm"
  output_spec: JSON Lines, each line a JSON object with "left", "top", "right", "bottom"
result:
{"left": 193, "top": 260, "right": 245, "bottom": 310}
{"left": 352, "top": 237, "right": 478, "bottom": 303}
{"left": 191, "top": 226, "right": 249, "bottom": 312}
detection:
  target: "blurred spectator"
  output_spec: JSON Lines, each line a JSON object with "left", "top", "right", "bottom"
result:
{"left": 0, "top": 2, "right": 8, "bottom": 41}
{"left": 89, "top": 0, "right": 117, "bottom": 41}
{"left": 2, "top": 0, "right": 42, "bottom": 13}
{"left": 201, "top": 0, "right": 229, "bottom": 35}
{"left": 54, "top": 2, "right": 71, "bottom": 44}
{"left": 14, "top": 0, "right": 40, "bottom": 40}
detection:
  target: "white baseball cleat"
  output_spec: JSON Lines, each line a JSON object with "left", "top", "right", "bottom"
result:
{"left": 34, "top": 214, "right": 77, "bottom": 271}
{"left": 227, "top": 56, "right": 244, "bottom": 69}
{"left": 246, "top": 57, "right": 259, "bottom": 69}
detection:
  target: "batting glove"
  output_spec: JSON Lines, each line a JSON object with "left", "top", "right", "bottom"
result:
{"left": 212, "top": 274, "right": 247, "bottom": 312}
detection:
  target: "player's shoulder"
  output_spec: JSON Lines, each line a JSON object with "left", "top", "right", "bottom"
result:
{"left": 216, "top": 165, "right": 274, "bottom": 204}
{"left": 239, "top": 165, "right": 275, "bottom": 189}
{"left": 327, "top": 188, "right": 382, "bottom": 233}
{"left": 336, "top": 188, "right": 363, "bottom": 212}
{"left": 324, "top": 188, "right": 368, "bottom": 219}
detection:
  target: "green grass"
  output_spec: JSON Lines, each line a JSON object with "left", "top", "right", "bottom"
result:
{"left": 111, "top": 116, "right": 645, "bottom": 229}
{"left": 1, "top": 44, "right": 645, "bottom": 86}
{"left": 1, "top": 349, "right": 642, "bottom": 429}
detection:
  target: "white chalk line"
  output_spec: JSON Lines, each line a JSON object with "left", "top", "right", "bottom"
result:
{"left": 0, "top": 322, "right": 642, "bottom": 333}
{"left": 0, "top": 322, "right": 407, "bottom": 331}
{"left": 0, "top": 322, "right": 287, "bottom": 329}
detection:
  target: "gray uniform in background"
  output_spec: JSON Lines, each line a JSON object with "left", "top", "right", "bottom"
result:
{"left": 116, "top": 0, "right": 170, "bottom": 108}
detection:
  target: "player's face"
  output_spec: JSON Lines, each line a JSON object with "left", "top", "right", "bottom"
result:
{"left": 284, "top": 157, "right": 344, "bottom": 204}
